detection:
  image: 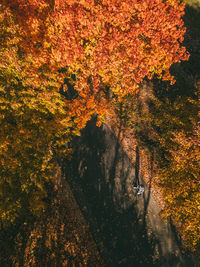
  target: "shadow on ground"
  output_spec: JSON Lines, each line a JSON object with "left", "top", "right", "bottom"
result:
{"left": 63, "top": 117, "right": 195, "bottom": 267}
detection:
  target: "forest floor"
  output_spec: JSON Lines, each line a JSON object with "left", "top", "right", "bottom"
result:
{"left": 0, "top": 167, "right": 104, "bottom": 266}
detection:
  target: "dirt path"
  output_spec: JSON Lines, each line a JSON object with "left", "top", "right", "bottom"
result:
{"left": 64, "top": 117, "right": 196, "bottom": 266}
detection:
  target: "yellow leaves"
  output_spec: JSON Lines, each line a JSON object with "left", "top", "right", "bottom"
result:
{"left": 155, "top": 112, "right": 200, "bottom": 251}
{"left": 43, "top": 40, "right": 52, "bottom": 49}
{"left": 1, "top": 207, "right": 19, "bottom": 224}
{"left": 29, "top": 193, "right": 46, "bottom": 216}
{"left": 0, "top": 0, "right": 190, "bottom": 229}
{"left": 0, "top": 65, "right": 72, "bottom": 226}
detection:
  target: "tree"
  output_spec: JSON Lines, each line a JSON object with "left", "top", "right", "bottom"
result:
{"left": 1, "top": 0, "right": 190, "bottom": 134}
{"left": 158, "top": 111, "right": 200, "bottom": 251}
{"left": 0, "top": 7, "right": 73, "bottom": 224}
{"left": 0, "top": 0, "right": 189, "bottom": 224}
{"left": 148, "top": 81, "right": 200, "bottom": 252}
{"left": 2, "top": 0, "right": 189, "bottom": 93}
{"left": 0, "top": 66, "right": 73, "bottom": 225}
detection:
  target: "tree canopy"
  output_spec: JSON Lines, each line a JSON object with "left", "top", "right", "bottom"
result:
{"left": 0, "top": 0, "right": 189, "bottom": 225}
{"left": 2, "top": 0, "right": 188, "bottom": 92}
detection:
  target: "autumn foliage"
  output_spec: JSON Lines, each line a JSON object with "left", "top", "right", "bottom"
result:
{"left": 2, "top": 0, "right": 188, "bottom": 93}
{"left": 157, "top": 107, "right": 200, "bottom": 251}
{"left": 0, "top": 0, "right": 189, "bottom": 226}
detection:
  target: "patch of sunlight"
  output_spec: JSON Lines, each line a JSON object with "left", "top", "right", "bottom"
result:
{"left": 184, "top": 0, "right": 200, "bottom": 7}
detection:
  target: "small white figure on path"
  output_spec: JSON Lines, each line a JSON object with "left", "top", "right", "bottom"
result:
{"left": 133, "top": 184, "right": 145, "bottom": 195}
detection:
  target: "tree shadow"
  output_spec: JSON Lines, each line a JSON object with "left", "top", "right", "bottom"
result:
{"left": 62, "top": 117, "right": 196, "bottom": 266}
{"left": 152, "top": 3, "right": 200, "bottom": 102}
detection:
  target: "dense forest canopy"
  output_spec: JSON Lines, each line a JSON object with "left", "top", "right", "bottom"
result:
{"left": 2, "top": 0, "right": 188, "bottom": 89}
{"left": 1, "top": 0, "right": 200, "bottom": 262}
{"left": 0, "top": 0, "right": 189, "bottom": 224}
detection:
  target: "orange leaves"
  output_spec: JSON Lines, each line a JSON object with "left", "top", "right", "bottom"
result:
{"left": 1, "top": 0, "right": 189, "bottom": 96}
{"left": 65, "top": 89, "right": 109, "bottom": 132}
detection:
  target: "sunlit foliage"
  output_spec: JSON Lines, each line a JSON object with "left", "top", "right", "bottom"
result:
{"left": 0, "top": 0, "right": 189, "bottom": 225}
